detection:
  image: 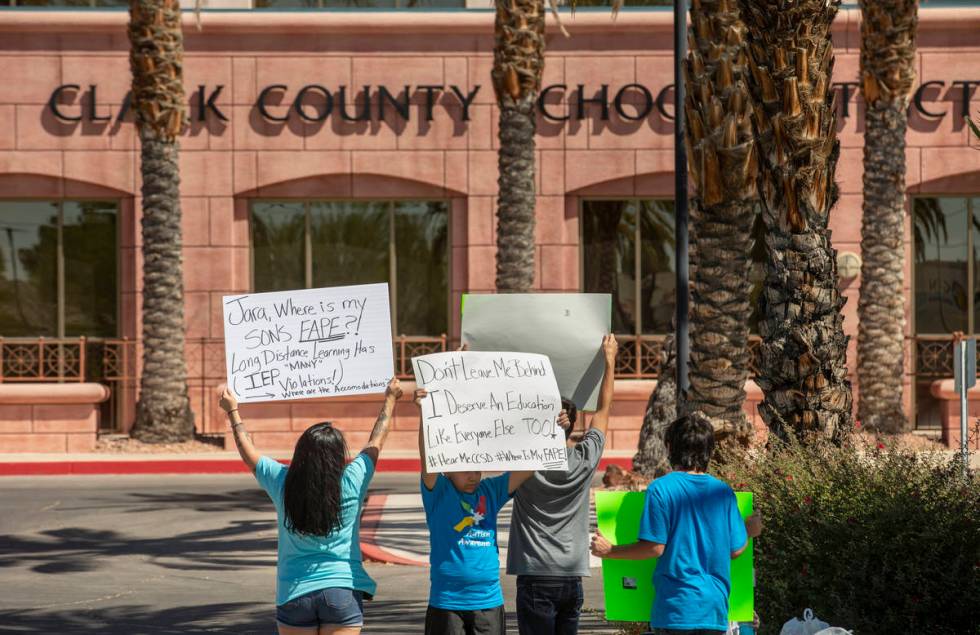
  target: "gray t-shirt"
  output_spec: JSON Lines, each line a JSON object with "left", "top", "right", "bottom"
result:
{"left": 506, "top": 428, "right": 605, "bottom": 577}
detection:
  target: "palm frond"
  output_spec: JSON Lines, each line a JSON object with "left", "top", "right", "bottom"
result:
{"left": 549, "top": 0, "right": 571, "bottom": 38}
{"left": 194, "top": 0, "right": 203, "bottom": 31}
{"left": 967, "top": 115, "right": 980, "bottom": 141}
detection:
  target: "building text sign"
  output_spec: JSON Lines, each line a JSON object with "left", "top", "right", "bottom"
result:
{"left": 47, "top": 80, "right": 980, "bottom": 126}
{"left": 412, "top": 351, "right": 568, "bottom": 473}
{"left": 222, "top": 283, "right": 394, "bottom": 403}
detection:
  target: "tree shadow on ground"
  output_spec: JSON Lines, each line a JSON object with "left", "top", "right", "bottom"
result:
{"left": 0, "top": 602, "right": 272, "bottom": 634}
{"left": 0, "top": 518, "right": 277, "bottom": 575}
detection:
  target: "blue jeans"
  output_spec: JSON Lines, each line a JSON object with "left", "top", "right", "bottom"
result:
{"left": 276, "top": 587, "right": 364, "bottom": 629}
{"left": 515, "top": 575, "right": 584, "bottom": 635}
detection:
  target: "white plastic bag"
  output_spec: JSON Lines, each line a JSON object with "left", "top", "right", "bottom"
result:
{"left": 814, "top": 629, "right": 854, "bottom": 635}
{"left": 779, "top": 609, "right": 830, "bottom": 635}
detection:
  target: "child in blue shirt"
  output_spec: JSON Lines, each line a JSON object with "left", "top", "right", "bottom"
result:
{"left": 591, "top": 413, "right": 762, "bottom": 635}
{"left": 413, "top": 388, "right": 536, "bottom": 635}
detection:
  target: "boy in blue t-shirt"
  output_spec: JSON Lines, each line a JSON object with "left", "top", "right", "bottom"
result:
{"left": 413, "top": 388, "right": 536, "bottom": 635}
{"left": 591, "top": 413, "right": 762, "bottom": 635}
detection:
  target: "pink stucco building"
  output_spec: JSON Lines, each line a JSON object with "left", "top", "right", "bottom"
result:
{"left": 0, "top": 6, "right": 978, "bottom": 455}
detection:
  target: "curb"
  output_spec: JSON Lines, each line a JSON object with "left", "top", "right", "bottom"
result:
{"left": 359, "top": 493, "right": 428, "bottom": 567}
{"left": 0, "top": 456, "right": 633, "bottom": 477}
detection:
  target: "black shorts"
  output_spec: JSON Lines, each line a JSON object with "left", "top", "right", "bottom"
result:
{"left": 424, "top": 605, "right": 506, "bottom": 635}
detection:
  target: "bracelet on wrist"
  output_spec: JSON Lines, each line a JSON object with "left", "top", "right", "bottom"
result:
{"left": 225, "top": 408, "right": 238, "bottom": 415}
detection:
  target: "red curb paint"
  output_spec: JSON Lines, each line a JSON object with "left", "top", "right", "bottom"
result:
{"left": 0, "top": 455, "right": 632, "bottom": 477}
{"left": 0, "top": 458, "right": 289, "bottom": 477}
{"left": 359, "top": 493, "right": 427, "bottom": 567}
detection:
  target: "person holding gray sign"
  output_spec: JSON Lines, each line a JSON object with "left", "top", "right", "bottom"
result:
{"left": 218, "top": 378, "right": 403, "bottom": 635}
{"left": 507, "top": 334, "right": 618, "bottom": 635}
{"left": 413, "top": 386, "right": 537, "bottom": 635}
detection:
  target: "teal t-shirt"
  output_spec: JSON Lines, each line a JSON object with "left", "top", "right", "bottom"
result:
{"left": 638, "top": 472, "right": 748, "bottom": 631}
{"left": 421, "top": 474, "right": 511, "bottom": 610}
{"left": 255, "top": 454, "right": 377, "bottom": 606}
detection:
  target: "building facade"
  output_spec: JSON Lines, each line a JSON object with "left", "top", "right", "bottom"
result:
{"left": 0, "top": 6, "right": 978, "bottom": 454}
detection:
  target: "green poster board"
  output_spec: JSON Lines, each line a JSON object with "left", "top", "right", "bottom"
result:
{"left": 595, "top": 490, "right": 754, "bottom": 623}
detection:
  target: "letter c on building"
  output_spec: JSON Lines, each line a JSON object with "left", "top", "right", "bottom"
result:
{"left": 48, "top": 84, "right": 83, "bottom": 122}
{"left": 256, "top": 84, "right": 290, "bottom": 122}
{"left": 538, "top": 84, "right": 569, "bottom": 122}
{"left": 913, "top": 80, "right": 946, "bottom": 118}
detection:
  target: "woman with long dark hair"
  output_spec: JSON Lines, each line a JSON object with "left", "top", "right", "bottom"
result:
{"left": 219, "top": 378, "right": 403, "bottom": 635}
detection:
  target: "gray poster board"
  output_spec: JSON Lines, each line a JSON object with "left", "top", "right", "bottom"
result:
{"left": 461, "top": 293, "right": 611, "bottom": 411}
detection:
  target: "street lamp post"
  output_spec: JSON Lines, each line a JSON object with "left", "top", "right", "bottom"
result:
{"left": 674, "top": 0, "right": 690, "bottom": 408}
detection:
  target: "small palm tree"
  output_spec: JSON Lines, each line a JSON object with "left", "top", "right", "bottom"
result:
{"left": 128, "top": 0, "right": 196, "bottom": 442}
{"left": 856, "top": 0, "right": 918, "bottom": 432}
{"left": 737, "top": 0, "right": 854, "bottom": 439}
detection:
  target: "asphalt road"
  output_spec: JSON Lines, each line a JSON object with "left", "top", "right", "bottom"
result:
{"left": 0, "top": 473, "right": 619, "bottom": 634}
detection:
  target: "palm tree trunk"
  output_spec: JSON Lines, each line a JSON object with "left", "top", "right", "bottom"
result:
{"left": 685, "top": 0, "right": 758, "bottom": 441}
{"left": 492, "top": 0, "right": 545, "bottom": 292}
{"left": 857, "top": 0, "right": 917, "bottom": 432}
{"left": 738, "top": 0, "right": 854, "bottom": 440}
{"left": 129, "top": 0, "right": 195, "bottom": 442}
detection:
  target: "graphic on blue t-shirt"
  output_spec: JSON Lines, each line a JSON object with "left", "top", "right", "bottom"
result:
{"left": 454, "top": 495, "right": 487, "bottom": 532}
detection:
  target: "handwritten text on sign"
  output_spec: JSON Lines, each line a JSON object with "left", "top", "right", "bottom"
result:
{"left": 223, "top": 283, "right": 394, "bottom": 403}
{"left": 412, "top": 351, "right": 568, "bottom": 473}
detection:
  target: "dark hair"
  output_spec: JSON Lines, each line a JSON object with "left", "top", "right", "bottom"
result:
{"left": 283, "top": 422, "right": 348, "bottom": 537}
{"left": 664, "top": 413, "right": 715, "bottom": 472}
{"left": 560, "top": 398, "right": 578, "bottom": 440}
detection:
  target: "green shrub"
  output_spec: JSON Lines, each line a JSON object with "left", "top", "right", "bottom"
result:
{"left": 714, "top": 438, "right": 980, "bottom": 635}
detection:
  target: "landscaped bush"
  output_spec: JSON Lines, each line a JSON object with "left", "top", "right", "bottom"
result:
{"left": 713, "top": 437, "right": 980, "bottom": 634}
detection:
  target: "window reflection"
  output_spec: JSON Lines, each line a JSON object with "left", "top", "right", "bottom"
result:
{"left": 63, "top": 202, "right": 117, "bottom": 337}
{"left": 582, "top": 199, "right": 676, "bottom": 335}
{"left": 251, "top": 200, "right": 448, "bottom": 336}
{"left": 311, "top": 201, "right": 388, "bottom": 288}
{"left": 0, "top": 201, "right": 117, "bottom": 338}
{"left": 252, "top": 202, "right": 306, "bottom": 292}
{"left": 914, "top": 197, "right": 969, "bottom": 334}
{"left": 394, "top": 201, "right": 448, "bottom": 336}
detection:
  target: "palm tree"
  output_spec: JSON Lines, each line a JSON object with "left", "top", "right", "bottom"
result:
{"left": 737, "top": 0, "right": 854, "bottom": 439}
{"left": 491, "top": 0, "right": 546, "bottom": 292}
{"left": 856, "top": 0, "right": 918, "bottom": 432}
{"left": 128, "top": 0, "right": 196, "bottom": 442}
{"left": 684, "top": 0, "right": 758, "bottom": 441}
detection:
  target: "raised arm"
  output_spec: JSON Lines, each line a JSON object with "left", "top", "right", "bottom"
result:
{"left": 589, "top": 334, "right": 619, "bottom": 435}
{"left": 361, "top": 378, "right": 403, "bottom": 465}
{"left": 414, "top": 388, "right": 438, "bottom": 491}
{"left": 219, "top": 388, "right": 261, "bottom": 473}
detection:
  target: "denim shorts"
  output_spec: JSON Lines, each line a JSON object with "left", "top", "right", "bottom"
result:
{"left": 276, "top": 587, "right": 365, "bottom": 629}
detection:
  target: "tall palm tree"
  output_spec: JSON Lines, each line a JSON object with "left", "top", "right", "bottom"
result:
{"left": 128, "top": 0, "right": 196, "bottom": 442}
{"left": 684, "top": 0, "right": 758, "bottom": 440}
{"left": 633, "top": 0, "right": 758, "bottom": 475}
{"left": 856, "top": 0, "right": 918, "bottom": 432}
{"left": 737, "top": 0, "right": 854, "bottom": 439}
{"left": 491, "top": 0, "right": 546, "bottom": 292}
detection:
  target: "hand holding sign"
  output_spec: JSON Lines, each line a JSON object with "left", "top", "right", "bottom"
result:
{"left": 411, "top": 351, "right": 568, "bottom": 473}
{"left": 222, "top": 283, "right": 394, "bottom": 403}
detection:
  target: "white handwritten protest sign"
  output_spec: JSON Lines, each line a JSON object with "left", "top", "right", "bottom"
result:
{"left": 223, "top": 283, "right": 394, "bottom": 403}
{"left": 411, "top": 351, "right": 568, "bottom": 473}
